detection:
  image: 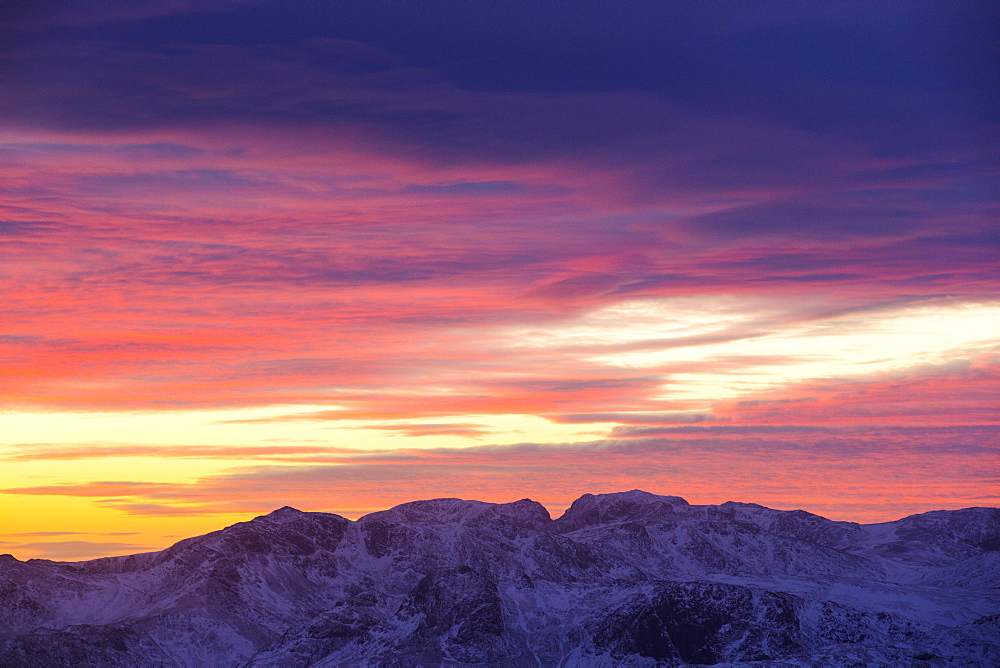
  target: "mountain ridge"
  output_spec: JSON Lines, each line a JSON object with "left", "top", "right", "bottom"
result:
{"left": 2, "top": 490, "right": 998, "bottom": 666}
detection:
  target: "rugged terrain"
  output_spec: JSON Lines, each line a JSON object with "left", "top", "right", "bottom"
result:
{"left": 1, "top": 490, "right": 998, "bottom": 666}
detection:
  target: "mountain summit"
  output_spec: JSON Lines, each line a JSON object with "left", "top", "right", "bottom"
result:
{"left": 1, "top": 491, "right": 998, "bottom": 665}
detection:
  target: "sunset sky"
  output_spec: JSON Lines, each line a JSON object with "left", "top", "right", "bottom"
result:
{"left": 2, "top": 0, "right": 997, "bottom": 560}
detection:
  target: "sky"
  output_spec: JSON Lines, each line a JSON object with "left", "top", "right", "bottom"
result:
{"left": 1, "top": 0, "right": 998, "bottom": 560}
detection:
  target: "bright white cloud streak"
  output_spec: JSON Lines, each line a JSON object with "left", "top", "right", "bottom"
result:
{"left": 504, "top": 298, "right": 1000, "bottom": 405}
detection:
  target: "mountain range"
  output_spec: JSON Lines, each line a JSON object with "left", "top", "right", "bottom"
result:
{"left": 1, "top": 490, "right": 998, "bottom": 666}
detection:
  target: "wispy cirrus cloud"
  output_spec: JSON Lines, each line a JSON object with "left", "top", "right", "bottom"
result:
{"left": 0, "top": 444, "right": 345, "bottom": 462}
{"left": 9, "top": 541, "right": 153, "bottom": 561}
{"left": 359, "top": 423, "right": 492, "bottom": 438}
{"left": 7, "top": 531, "right": 138, "bottom": 537}
{"left": 0, "top": 0, "right": 996, "bottom": 552}
{"left": 4, "top": 430, "right": 996, "bottom": 526}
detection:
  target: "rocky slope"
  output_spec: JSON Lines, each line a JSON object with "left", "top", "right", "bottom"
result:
{"left": 1, "top": 490, "right": 997, "bottom": 666}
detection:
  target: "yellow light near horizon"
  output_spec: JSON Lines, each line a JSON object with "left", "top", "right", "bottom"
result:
{"left": 0, "top": 404, "right": 606, "bottom": 458}
{"left": 0, "top": 493, "right": 252, "bottom": 560}
{"left": 1, "top": 297, "right": 996, "bottom": 560}
{"left": 0, "top": 404, "right": 340, "bottom": 448}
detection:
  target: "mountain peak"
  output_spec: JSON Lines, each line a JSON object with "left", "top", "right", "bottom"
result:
{"left": 365, "top": 497, "right": 497, "bottom": 525}
{"left": 255, "top": 506, "right": 304, "bottom": 523}
{"left": 0, "top": 493, "right": 996, "bottom": 666}
{"left": 554, "top": 489, "right": 689, "bottom": 531}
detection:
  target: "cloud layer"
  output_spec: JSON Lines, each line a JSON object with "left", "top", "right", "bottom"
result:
{"left": 1, "top": 0, "right": 997, "bottom": 559}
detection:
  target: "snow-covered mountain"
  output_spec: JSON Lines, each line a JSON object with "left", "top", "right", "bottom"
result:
{"left": 1, "top": 490, "right": 997, "bottom": 666}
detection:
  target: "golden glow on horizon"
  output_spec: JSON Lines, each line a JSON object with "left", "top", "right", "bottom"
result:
{"left": 0, "top": 494, "right": 251, "bottom": 560}
{"left": 2, "top": 298, "right": 997, "bottom": 560}
{"left": 3, "top": 0, "right": 997, "bottom": 570}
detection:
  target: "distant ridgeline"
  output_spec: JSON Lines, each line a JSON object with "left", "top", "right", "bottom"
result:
{"left": 1, "top": 490, "right": 998, "bottom": 665}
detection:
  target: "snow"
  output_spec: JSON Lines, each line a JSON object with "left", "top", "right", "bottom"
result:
{"left": 1, "top": 491, "right": 997, "bottom": 665}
